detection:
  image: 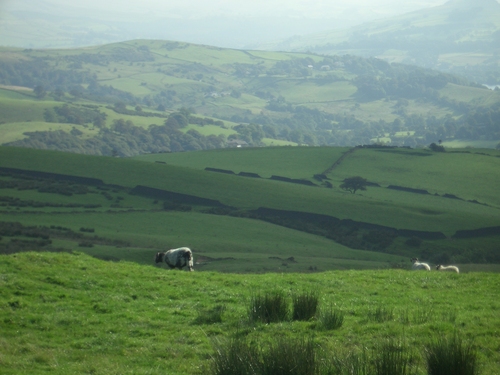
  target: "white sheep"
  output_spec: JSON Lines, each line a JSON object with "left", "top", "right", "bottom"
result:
{"left": 436, "top": 264, "right": 459, "bottom": 273}
{"left": 155, "top": 247, "right": 194, "bottom": 271}
{"left": 411, "top": 257, "right": 431, "bottom": 271}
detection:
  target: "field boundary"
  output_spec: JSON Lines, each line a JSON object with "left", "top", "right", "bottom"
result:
{"left": 321, "top": 147, "right": 357, "bottom": 175}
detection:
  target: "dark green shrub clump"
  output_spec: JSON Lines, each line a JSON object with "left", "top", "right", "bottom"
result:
{"left": 210, "top": 336, "right": 317, "bottom": 375}
{"left": 249, "top": 291, "right": 288, "bottom": 323}
{"left": 317, "top": 305, "right": 344, "bottom": 330}
{"left": 369, "top": 306, "right": 395, "bottom": 323}
{"left": 425, "top": 332, "right": 479, "bottom": 375}
{"left": 328, "top": 349, "right": 371, "bottom": 375}
{"left": 292, "top": 291, "right": 319, "bottom": 321}
{"left": 373, "top": 338, "right": 416, "bottom": 375}
{"left": 209, "top": 331, "right": 483, "bottom": 375}
{"left": 210, "top": 338, "right": 259, "bottom": 375}
{"left": 260, "top": 336, "right": 316, "bottom": 375}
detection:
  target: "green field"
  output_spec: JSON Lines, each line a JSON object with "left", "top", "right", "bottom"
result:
{"left": 135, "top": 146, "right": 349, "bottom": 178}
{"left": 1, "top": 251, "right": 499, "bottom": 374}
{"left": 1, "top": 145, "right": 499, "bottom": 272}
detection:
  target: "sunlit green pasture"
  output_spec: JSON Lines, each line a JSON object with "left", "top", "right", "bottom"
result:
{"left": 1, "top": 146, "right": 499, "bottom": 235}
{"left": 2, "top": 210, "right": 398, "bottom": 272}
{"left": 0, "top": 97, "right": 54, "bottom": 123}
{"left": 0, "top": 86, "right": 33, "bottom": 98}
{"left": 103, "top": 75, "right": 177, "bottom": 96}
{"left": 401, "top": 99, "right": 455, "bottom": 118}
{"left": 99, "top": 107, "right": 167, "bottom": 129}
{"left": 438, "top": 53, "right": 494, "bottom": 67}
{"left": 134, "top": 146, "right": 349, "bottom": 178}
{"left": 1, "top": 251, "right": 499, "bottom": 374}
{"left": 275, "top": 80, "right": 357, "bottom": 104}
{"left": 440, "top": 83, "right": 500, "bottom": 105}
{"left": 331, "top": 147, "right": 500, "bottom": 207}
{"left": 443, "top": 139, "right": 500, "bottom": 149}
{"left": 346, "top": 99, "right": 397, "bottom": 122}
{"left": 207, "top": 94, "right": 268, "bottom": 114}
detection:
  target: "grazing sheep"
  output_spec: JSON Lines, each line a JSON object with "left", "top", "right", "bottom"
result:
{"left": 436, "top": 264, "right": 459, "bottom": 273}
{"left": 411, "top": 257, "right": 431, "bottom": 271}
{"left": 155, "top": 247, "right": 194, "bottom": 271}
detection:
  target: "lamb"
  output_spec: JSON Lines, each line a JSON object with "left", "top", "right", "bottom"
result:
{"left": 411, "top": 257, "right": 431, "bottom": 271}
{"left": 155, "top": 247, "right": 194, "bottom": 271}
{"left": 436, "top": 264, "right": 459, "bottom": 273}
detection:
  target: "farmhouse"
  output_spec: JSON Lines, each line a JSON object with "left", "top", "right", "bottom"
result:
{"left": 227, "top": 139, "right": 248, "bottom": 148}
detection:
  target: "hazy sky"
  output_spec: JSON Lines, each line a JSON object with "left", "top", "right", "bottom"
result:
{"left": 0, "top": 0, "right": 450, "bottom": 48}
{"left": 0, "top": 0, "right": 448, "bottom": 18}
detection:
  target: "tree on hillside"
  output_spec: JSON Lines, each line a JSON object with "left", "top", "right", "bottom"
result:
{"left": 429, "top": 142, "right": 445, "bottom": 152}
{"left": 34, "top": 85, "right": 46, "bottom": 99}
{"left": 340, "top": 176, "right": 368, "bottom": 194}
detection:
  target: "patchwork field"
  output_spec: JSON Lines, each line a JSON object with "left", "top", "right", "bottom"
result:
{"left": 1, "top": 39, "right": 499, "bottom": 155}
{"left": 0, "top": 145, "right": 499, "bottom": 272}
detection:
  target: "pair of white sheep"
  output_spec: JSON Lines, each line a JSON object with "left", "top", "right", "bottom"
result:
{"left": 411, "top": 258, "right": 459, "bottom": 273}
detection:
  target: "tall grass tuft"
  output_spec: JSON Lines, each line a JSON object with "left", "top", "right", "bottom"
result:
{"left": 210, "top": 337, "right": 259, "bottom": 375}
{"left": 249, "top": 291, "right": 289, "bottom": 323}
{"left": 425, "top": 332, "right": 480, "bottom": 375}
{"left": 412, "top": 306, "right": 434, "bottom": 324}
{"left": 259, "top": 336, "right": 317, "bottom": 375}
{"left": 399, "top": 307, "right": 410, "bottom": 325}
{"left": 369, "top": 306, "right": 395, "bottom": 323}
{"left": 327, "top": 349, "right": 371, "bottom": 375}
{"left": 372, "top": 338, "right": 416, "bottom": 375}
{"left": 292, "top": 291, "right": 319, "bottom": 321}
{"left": 317, "top": 305, "right": 344, "bottom": 330}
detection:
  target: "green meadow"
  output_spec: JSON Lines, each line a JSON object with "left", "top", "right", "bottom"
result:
{"left": 0, "top": 145, "right": 499, "bottom": 272}
{"left": 3, "top": 146, "right": 499, "bottom": 235}
{"left": 1, "top": 251, "right": 499, "bottom": 374}
{"left": 135, "top": 146, "right": 349, "bottom": 178}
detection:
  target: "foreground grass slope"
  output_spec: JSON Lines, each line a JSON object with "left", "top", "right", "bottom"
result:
{"left": 1, "top": 251, "right": 499, "bottom": 374}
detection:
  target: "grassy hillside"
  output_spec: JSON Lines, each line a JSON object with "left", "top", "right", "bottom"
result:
{"left": 1, "top": 39, "right": 499, "bottom": 154}
{"left": 1, "top": 251, "right": 499, "bottom": 374}
{"left": 1, "top": 146, "right": 499, "bottom": 269}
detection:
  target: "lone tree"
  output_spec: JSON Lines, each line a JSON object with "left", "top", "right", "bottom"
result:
{"left": 429, "top": 142, "right": 445, "bottom": 152}
{"left": 340, "top": 176, "right": 368, "bottom": 194}
{"left": 33, "top": 85, "right": 46, "bottom": 99}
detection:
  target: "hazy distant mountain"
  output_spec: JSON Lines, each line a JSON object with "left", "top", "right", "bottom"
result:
{"left": 261, "top": 0, "right": 500, "bottom": 84}
{"left": 0, "top": 0, "right": 446, "bottom": 50}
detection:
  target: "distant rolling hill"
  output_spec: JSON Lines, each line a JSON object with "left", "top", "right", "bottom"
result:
{"left": 263, "top": 0, "right": 500, "bottom": 85}
{"left": 1, "top": 39, "right": 499, "bottom": 154}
